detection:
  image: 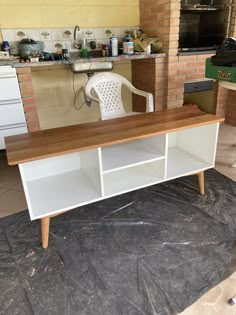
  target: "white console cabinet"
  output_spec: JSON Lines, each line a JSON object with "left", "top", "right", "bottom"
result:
{"left": 0, "top": 66, "right": 27, "bottom": 149}
{"left": 5, "top": 107, "right": 224, "bottom": 248}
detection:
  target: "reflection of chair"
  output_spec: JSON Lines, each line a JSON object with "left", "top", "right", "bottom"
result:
{"left": 84, "top": 72, "right": 154, "bottom": 120}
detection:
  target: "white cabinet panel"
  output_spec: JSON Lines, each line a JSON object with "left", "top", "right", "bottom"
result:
{"left": 0, "top": 75, "right": 21, "bottom": 101}
{"left": 0, "top": 66, "right": 27, "bottom": 147}
{"left": 0, "top": 102, "right": 26, "bottom": 126}
{"left": 0, "top": 125, "right": 27, "bottom": 149}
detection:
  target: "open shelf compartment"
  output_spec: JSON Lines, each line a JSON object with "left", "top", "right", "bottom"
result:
{"left": 101, "top": 134, "right": 166, "bottom": 173}
{"left": 166, "top": 123, "right": 219, "bottom": 179}
{"left": 19, "top": 149, "right": 103, "bottom": 220}
{"left": 103, "top": 159, "right": 165, "bottom": 197}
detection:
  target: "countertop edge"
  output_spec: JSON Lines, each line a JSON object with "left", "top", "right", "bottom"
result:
{"left": 0, "top": 53, "right": 167, "bottom": 68}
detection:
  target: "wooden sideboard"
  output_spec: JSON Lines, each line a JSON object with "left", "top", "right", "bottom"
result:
{"left": 5, "top": 107, "right": 224, "bottom": 248}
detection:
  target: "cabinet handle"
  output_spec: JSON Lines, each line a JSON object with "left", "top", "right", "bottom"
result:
{"left": 0, "top": 74, "right": 17, "bottom": 79}
{"left": 0, "top": 99, "right": 21, "bottom": 106}
{"left": 0, "top": 122, "right": 26, "bottom": 130}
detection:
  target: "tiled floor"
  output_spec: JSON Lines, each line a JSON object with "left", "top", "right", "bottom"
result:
{"left": 0, "top": 123, "right": 236, "bottom": 314}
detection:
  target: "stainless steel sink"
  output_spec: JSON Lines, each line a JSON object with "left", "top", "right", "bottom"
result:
{"left": 70, "top": 61, "right": 113, "bottom": 73}
{"left": 69, "top": 51, "right": 113, "bottom": 74}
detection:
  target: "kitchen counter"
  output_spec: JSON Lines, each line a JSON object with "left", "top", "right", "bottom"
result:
{"left": 0, "top": 52, "right": 166, "bottom": 68}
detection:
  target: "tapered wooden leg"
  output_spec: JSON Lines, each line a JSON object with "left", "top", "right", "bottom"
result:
{"left": 41, "top": 216, "right": 50, "bottom": 249}
{"left": 197, "top": 171, "right": 204, "bottom": 195}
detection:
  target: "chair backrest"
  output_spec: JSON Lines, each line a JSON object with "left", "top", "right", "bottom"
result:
{"left": 85, "top": 72, "right": 134, "bottom": 120}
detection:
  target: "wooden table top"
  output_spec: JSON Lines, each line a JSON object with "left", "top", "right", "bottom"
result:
{"left": 5, "top": 107, "right": 224, "bottom": 165}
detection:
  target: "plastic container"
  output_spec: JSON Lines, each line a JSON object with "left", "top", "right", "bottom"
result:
{"left": 18, "top": 39, "right": 44, "bottom": 58}
{"left": 110, "top": 35, "right": 118, "bottom": 57}
{"left": 123, "top": 42, "right": 134, "bottom": 55}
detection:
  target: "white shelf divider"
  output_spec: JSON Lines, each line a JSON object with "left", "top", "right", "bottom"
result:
{"left": 102, "top": 137, "right": 165, "bottom": 173}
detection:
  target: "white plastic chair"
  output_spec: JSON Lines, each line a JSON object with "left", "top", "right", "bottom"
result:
{"left": 84, "top": 72, "right": 154, "bottom": 120}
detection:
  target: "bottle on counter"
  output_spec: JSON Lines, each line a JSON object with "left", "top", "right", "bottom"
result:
{"left": 123, "top": 35, "right": 134, "bottom": 55}
{"left": 62, "top": 43, "right": 69, "bottom": 60}
{"left": 81, "top": 33, "right": 88, "bottom": 58}
{"left": 110, "top": 35, "right": 118, "bottom": 57}
{"left": 2, "top": 41, "right": 11, "bottom": 55}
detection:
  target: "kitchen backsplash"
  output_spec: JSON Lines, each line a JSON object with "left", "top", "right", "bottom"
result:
{"left": 1, "top": 26, "right": 139, "bottom": 55}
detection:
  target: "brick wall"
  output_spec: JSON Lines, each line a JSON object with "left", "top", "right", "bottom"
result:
{"left": 134, "top": 0, "right": 233, "bottom": 118}
{"left": 16, "top": 67, "right": 40, "bottom": 132}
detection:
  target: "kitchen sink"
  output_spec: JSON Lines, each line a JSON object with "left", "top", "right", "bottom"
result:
{"left": 70, "top": 61, "right": 113, "bottom": 73}
{"left": 69, "top": 50, "right": 113, "bottom": 74}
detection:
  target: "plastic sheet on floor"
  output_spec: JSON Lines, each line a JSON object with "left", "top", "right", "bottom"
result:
{"left": 0, "top": 169, "right": 236, "bottom": 315}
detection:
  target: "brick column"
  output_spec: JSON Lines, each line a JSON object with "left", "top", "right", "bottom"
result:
{"left": 215, "top": 83, "right": 229, "bottom": 117}
{"left": 132, "top": 57, "right": 167, "bottom": 111}
{"left": 134, "top": 0, "right": 172, "bottom": 111}
{"left": 16, "top": 68, "right": 41, "bottom": 132}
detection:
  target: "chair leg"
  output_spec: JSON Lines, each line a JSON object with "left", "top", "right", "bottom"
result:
{"left": 41, "top": 216, "right": 50, "bottom": 249}
{"left": 228, "top": 296, "right": 236, "bottom": 305}
{"left": 231, "top": 160, "right": 236, "bottom": 168}
{"left": 197, "top": 171, "right": 204, "bottom": 195}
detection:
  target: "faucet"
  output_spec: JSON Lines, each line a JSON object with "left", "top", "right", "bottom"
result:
{"left": 74, "top": 25, "right": 81, "bottom": 49}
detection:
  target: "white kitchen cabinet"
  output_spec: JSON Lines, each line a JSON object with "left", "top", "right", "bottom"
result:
{"left": 0, "top": 66, "right": 27, "bottom": 149}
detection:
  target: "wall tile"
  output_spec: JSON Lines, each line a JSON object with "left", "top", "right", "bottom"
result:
{"left": 62, "top": 28, "right": 73, "bottom": 41}
{"left": 15, "top": 29, "right": 28, "bottom": 41}
{"left": 52, "top": 29, "right": 63, "bottom": 41}
{"left": 93, "top": 28, "right": 104, "bottom": 40}
{"left": 103, "top": 28, "right": 114, "bottom": 39}
{"left": 27, "top": 29, "right": 41, "bottom": 41}
{"left": 43, "top": 41, "right": 53, "bottom": 53}
{"left": 83, "top": 28, "right": 94, "bottom": 40}
{"left": 112, "top": 27, "right": 123, "bottom": 40}
{"left": 1, "top": 29, "right": 15, "bottom": 41}
{"left": 1, "top": 25, "right": 139, "bottom": 54}
{"left": 53, "top": 41, "right": 63, "bottom": 53}
{"left": 40, "top": 29, "right": 52, "bottom": 40}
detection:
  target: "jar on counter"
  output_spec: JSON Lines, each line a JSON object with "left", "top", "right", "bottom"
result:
{"left": 102, "top": 44, "right": 109, "bottom": 57}
{"left": 123, "top": 42, "right": 134, "bottom": 55}
{"left": 123, "top": 35, "right": 134, "bottom": 55}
